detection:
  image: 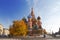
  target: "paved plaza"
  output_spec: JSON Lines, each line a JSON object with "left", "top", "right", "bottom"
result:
{"left": 0, "top": 38, "right": 60, "bottom": 40}
{"left": 0, "top": 35, "right": 59, "bottom": 40}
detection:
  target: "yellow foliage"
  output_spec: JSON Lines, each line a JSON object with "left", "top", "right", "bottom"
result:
{"left": 43, "top": 29, "right": 47, "bottom": 34}
{"left": 9, "top": 20, "right": 28, "bottom": 37}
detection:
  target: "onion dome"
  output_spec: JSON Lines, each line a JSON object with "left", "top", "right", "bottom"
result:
{"left": 28, "top": 14, "right": 32, "bottom": 19}
{"left": 37, "top": 16, "right": 41, "bottom": 20}
{"left": 22, "top": 17, "right": 27, "bottom": 23}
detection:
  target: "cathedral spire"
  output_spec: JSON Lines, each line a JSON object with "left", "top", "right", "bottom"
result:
{"left": 31, "top": 8, "right": 35, "bottom": 18}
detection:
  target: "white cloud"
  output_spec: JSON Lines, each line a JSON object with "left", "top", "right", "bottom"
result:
{"left": 43, "top": 15, "right": 60, "bottom": 33}
{"left": 43, "top": 1, "right": 60, "bottom": 33}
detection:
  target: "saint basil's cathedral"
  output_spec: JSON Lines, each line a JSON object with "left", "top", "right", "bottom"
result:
{"left": 27, "top": 8, "right": 47, "bottom": 36}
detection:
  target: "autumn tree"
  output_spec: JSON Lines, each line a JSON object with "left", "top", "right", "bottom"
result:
{"left": 43, "top": 29, "right": 47, "bottom": 34}
{"left": 9, "top": 20, "right": 28, "bottom": 37}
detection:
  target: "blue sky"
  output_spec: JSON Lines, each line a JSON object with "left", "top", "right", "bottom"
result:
{"left": 0, "top": 0, "right": 29, "bottom": 28}
{"left": 0, "top": 0, "right": 60, "bottom": 33}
